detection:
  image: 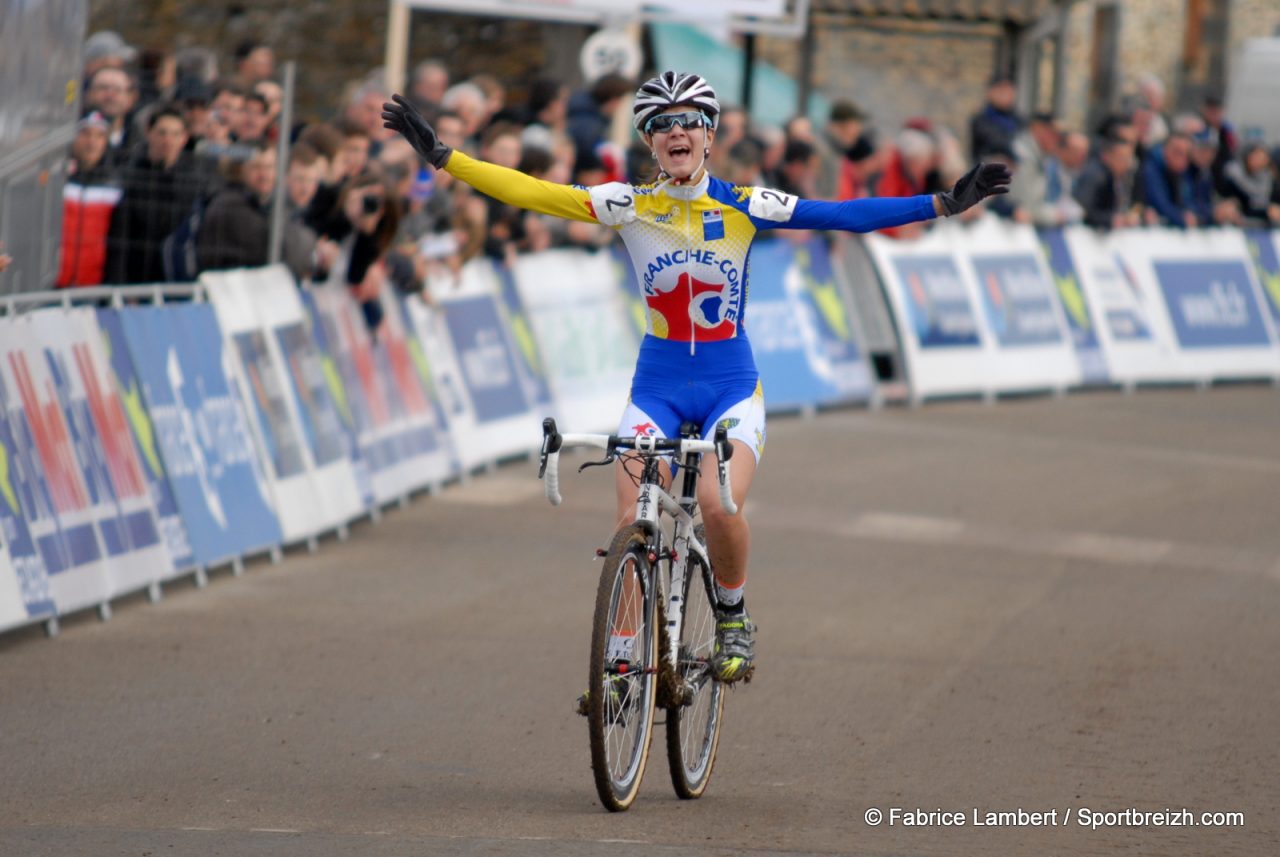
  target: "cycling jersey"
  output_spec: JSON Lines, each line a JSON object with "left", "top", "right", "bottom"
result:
{"left": 444, "top": 151, "right": 936, "bottom": 345}
{"left": 443, "top": 151, "right": 936, "bottom": 457}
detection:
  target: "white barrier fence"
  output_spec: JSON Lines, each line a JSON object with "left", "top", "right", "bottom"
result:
{"left": 1, "top": 224, "right": 1277, "bottom": 638}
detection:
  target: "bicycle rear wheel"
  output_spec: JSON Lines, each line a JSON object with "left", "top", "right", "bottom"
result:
{"left": 666, "top": 526, "right": 725, "bottom": 799}
{"left": 587, "top": 524, "right": 659, "bottom": 811}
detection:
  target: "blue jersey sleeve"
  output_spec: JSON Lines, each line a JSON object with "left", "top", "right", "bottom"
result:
{"left": 772, "top": 195, "right": 938, "bottom": 232}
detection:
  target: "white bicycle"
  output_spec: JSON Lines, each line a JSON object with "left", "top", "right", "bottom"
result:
{"left": 539, "top": 417, "right": 740, "bottom": 812}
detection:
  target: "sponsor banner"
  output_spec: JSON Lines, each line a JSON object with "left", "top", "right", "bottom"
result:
{"left": 117, "top": 305, "right": 282, "bottom": 565}
{"left": 1037, "top": 229, "right": 1110, "bottom": 385}
{"left": 410, "top": 281, "right": 540, "bottom": 470}
{"left": 865, "top": 223, "right": 989, "bottom": 400}
{"left": 0, "top": 328, "right": 57, "bottom": 626}
{"left": 96, "top": 310, "right": 195, "bottom": 571}
{"left": 297, "top": 290, "right": 376, "bottom": 508}
{"left": 512, "top": 250, "right": 637, "bottom": 429}
{"left": 30, "top": 309, "right": 172, "bottom": 596}
{"left": 1242, "top": 229, "right": 1280, "bottom": 329}
{"left": 0, "top": 314, "right": 111, "bottom": 613}
{"left": 203, "top": 267, "right": 364, "bottom": 539}
{"left": 741, "top": 237, "right": 875, "bottom": 409}
{"left": 443, "top": 295, "right": 528, "bottom": 421}
{"left": 963, "top": 218, "right": 1079, "bottom": 393}
{"left": 1108, "top": 228, "right": 1280, "bottom": 382}
{"left": 490, "top": 259, "right": 556, "bottom": 416}
{"left": 373, "top": 283, "right": 458, "bottom": 488}
{"left": 0, "top": 547, "right": 33, "bottom": 632}
{"left": 307, "top": 282, "right": 455, "bottom": 503}
{"left": 1059, "top": 227, "right": 1171, "bottom": 385}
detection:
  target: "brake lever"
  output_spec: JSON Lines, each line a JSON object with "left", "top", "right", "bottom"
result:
{"left": 577, "top": 454, "right": 616, "bottom": 473}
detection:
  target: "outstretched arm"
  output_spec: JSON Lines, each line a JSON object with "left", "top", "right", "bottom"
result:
{"left": 382, "top": 94, "right": 600, "bottom": 225}
{"left": 749, "top": 163, "right": 1012, "bottom": 232}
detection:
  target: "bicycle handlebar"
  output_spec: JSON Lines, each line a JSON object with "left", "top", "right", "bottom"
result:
{"left": 538, "top": 418, "right": 738, "bottom": 515}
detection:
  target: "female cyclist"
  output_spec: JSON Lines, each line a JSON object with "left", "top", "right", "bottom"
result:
{"left": 383, "top": 72, "right": 1009, "bottom": 684}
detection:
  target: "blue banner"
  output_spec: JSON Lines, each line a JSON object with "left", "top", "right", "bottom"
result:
{"left": 891, "top": 256, "right": 982, "bottom": 348}
{"left": 119, "top": 305, "right": 282, "bottom": 564}
{"left": 1243, "top": 229, "right": 1280, "bottom": 329}
{"left": 232, "top": 330, "right": 307, "bottom": 479}
{"left": 443, "top": 296, "right": 529, "bottom": 423}
{"left": 0, "top": 401, "right": 56, "bottom": 620}
{"left": 492, "top": 260, "right": 554, "bottom": 412}
{"left": 297, "top": 291, "right": 375, "bottom": 508}
{"left": 97, "top": 310, "right": 194, "bottom": 569}
{"left": 1038, "top": 230, "right": 1109, "bottom": 383}
{"left": 744, "top": 238, "right": 873, "bottom": 409}
{"left": 971, "top": 254, "right": 1064, "bottom": 347}
{"left": 274, "top": 322, "right": 349, "bottom": 468}
{"left": 1152, "top": 260, "right": 1273, "bottom": 349}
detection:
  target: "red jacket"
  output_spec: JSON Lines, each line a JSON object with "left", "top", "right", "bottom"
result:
{"left": 57, "top": 163, "right": 122, "bottom": 287}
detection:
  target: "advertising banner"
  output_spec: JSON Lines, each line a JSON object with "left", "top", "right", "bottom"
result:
{"left": 0, "top": 314, "right": 111, "bottom": 613}
{"left": 30, "top": 309, "right": 172, "bottom": 596}
{"left": 742, "top": 237, "right": 875, "bottom": 410}
{"left": 0, "top": 334, "right": 57, "bottom": 627}
{"left": 373, "top": 284, "right": 458, "bottom": 489}
{"left": 1108, "top": 228, "right": 1279, "bottom": 382}
{"left": 297, "top": 290, "right": 375, "bottom": 509}
{"left": 117, "top": 305, "right": 282, "bottom": 565}
{"left": 512, "top": 250, "right": 636, "bottom": 430}
{"left": 96, "top": 310, "right": 195, "bottom": 571}
{"left": 963, "top": 218, "right": 1079, "bottom": 394}
{"left": 1242, "top": 229, "right": 1280, "bottom": 330}
{"left": 414, "top": 284, "right": 541, "bottom": 469}
{"left": 1059, "top": 227, "right": 1170, "bottom": 386}
{"left": 306, "top": 282, "right": 455, "bottom": 503}
{"left": 1037, "top": 229, "right": 1110, "bottom": 384}
{"left": 491, "top": 260, "right": 556, "bottom": 417}
{"left": 865, "top": 223, "right": 989, "bottom": 401}
{"left": 203, "top": 267, "right": 364, "bottom": 540}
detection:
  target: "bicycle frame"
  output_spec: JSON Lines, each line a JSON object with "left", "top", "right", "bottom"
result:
{"left": 631, "top": 452, "right": 714, "bottom": 692}
{"left": 539, "top": 418, "right": 737, "bottom": 701}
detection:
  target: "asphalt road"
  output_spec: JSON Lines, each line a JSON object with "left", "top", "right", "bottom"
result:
{"left": 2, "top": 387, "right": 1278, "bottom": 856}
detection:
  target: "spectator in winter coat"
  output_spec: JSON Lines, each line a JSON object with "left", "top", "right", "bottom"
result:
{"left": 969, "top": 74, "right": 1023, "bottom": 162}
{"left": 1140, "top": 133, "right": 1208, "bottom": 228}
{"left": 1072, "top": 136, "right": 1140, "bottom": 230}
{"left": 1221, "top": 143, "right": 1280, "bottom": 226}
{"left": 105, "top": 106, "right": 213, "bottom": 284}
{"left": 58, "top": 112, "right": 122, "bottom": 287}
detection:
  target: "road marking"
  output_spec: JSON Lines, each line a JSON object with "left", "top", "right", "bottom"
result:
{"left": 770, "top": 509, "right": 1279, "bottom": 579}
{"left": 250, "top": 828, "right": 302, "bottom": 834}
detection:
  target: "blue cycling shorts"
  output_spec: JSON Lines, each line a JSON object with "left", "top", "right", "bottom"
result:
{"left": 617, "top": 334, "right": 767, "bottom": 462}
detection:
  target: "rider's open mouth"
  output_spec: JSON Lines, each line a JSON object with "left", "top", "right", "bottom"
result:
{"left": 667, "top": 145, "right": 691, "bottom": 158}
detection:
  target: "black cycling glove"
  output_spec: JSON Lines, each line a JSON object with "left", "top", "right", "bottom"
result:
{"left": 934, "top": 162, "right": 1013, "bottom": 216}
{"left": 381, "top": 93, "right": 452, "bottom": 169}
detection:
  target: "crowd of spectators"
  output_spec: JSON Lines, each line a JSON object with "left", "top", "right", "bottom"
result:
{"left": 54, "top": 29, "right": 1280, "bottom": 320}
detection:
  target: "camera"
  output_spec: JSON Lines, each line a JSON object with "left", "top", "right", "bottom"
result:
{"left": 361, "top": 194, "right": 383, "bottom": 215}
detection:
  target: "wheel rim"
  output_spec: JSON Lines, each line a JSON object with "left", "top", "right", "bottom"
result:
{"left": 601, "top": 549, "right": 654, "bottom": 792}
{"left": 677, "top": 559, "right": 722, "bottom": 781}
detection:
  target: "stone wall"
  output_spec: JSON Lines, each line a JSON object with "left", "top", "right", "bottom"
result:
{"left": 759, "top": 16, "right": 1003, "bottom": 143}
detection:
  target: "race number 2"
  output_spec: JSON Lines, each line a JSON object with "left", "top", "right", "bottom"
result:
{"left": 749, "top": 187, "right": 798, "bottom": 222}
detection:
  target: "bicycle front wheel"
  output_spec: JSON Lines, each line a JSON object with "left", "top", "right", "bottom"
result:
{"left": 587, "top": 523, "right": 659, "bottom": 812}
{"left": 666, "top": 527, "right": 725, "bottom": 799}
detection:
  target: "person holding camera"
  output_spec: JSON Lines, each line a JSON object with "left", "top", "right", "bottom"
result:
{"left": 321, "top": 169, "right": 402, "bottom": 331}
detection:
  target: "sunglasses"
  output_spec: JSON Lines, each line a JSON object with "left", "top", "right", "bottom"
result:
{"left": 645, "top": 111, "right": 710, "bottom": 135}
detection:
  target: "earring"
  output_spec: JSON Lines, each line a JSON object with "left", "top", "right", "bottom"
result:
{"left": 651, "top": 150, "right": 658, "bottom": 160}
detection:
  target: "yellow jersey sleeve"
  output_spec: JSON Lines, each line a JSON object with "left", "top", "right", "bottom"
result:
{"left": 443, "top": 150, "right": 601, "bottom": 225}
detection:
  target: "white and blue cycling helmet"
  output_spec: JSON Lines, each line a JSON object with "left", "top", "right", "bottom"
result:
{"left": 633, "top": 71, "right": 720, "bottom": 134}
